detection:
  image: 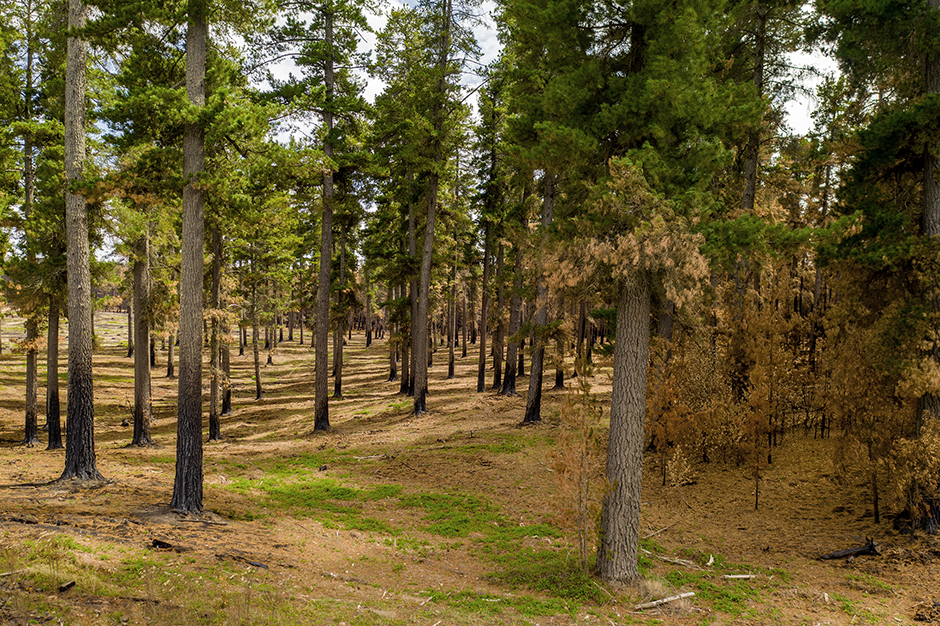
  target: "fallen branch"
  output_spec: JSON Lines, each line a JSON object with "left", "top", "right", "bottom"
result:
{"left": 722, "top": 574, "right": 757, "bottom": 579}
{"left": 640, "top": 548, "right": 702, "bottom": 570}
{"left": 819, "top": 538, "right": 879, "bottom": 560}
{"left": 635, "top": 592, "right": 695, "bottom": 610}
{"left": 0, "top": 569, "right": 25, "bottom": 577}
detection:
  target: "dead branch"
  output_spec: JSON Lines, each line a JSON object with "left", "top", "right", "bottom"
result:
{"left": 635, "top": 591, "right": 696, "bottom": 610}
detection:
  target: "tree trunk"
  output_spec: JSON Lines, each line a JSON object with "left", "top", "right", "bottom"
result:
{"left": 448, "top": 259, "right": 457, "bottom": 379}
{"left": 741, "top": 4, "right": 767, "bottom": 215}
{"left": 127, "top": 304, "right": 133, "bottom": 358}
{"left": 413, "top": 176, "right": 439, "bottom": 415}
{"left": 171, "top": 0, "right": 207, "bottom": 514}
{"left": 314, "top": 5, "right": 335, "bottom": 432}
{"left": 46, "top": 293, "right": 63, "bottom": 450}
{"left": 252, "top": 279, "right": 263, "bottom": 400}
{"left": 921, "top": 0, "right": 940, "bottom": 423}
{"left": 461, "top": 284, "right": 468, "bottom": 357}
{"left": 502, "top": 238, "right": 523, "bottom": 396}
{"left": 62, "top": 0, "right": 101, "bottom": 481}
{"left": 24, "top": 313, "right": 40, "bottom": 446}
{"left": 221, "top": 321, "right": 232, "bottom": 415}
{"left": 523, "top": 174, "right": 554, "bottom": 423}
{"left": 209, "top": 223, "right": 222, "bottom": 441}
{"left": 595, "top": 271, "right": 651, "bottom": 583}
{"left": 365, "top": 281, "right": 373, "bottom": 348}
{"left": 492, "top": 241, "right": 505, "bottom": 390}
{"left": 132, "top": 235, "right": 154, "bottom": 446}
{"left": 166, "top": 331, "right": 175, "bottom": 378}
{"left": 477, "top": 220, "right": 491, "bottom": 392}
{"left": 333, "top": 219, "right": 347, "bottom": 399}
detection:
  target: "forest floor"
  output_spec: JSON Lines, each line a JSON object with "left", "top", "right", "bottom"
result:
{"left": 0, "top": 312, "right": 938, "bottom": 625}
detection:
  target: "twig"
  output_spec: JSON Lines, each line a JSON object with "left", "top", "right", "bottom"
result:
{"left": 643, "top": 521, "right": 678, "bottom": 539}
{"left": 592, "top": 580, "right": 616, "bottom": 602}
{"left": 722, "top": 574, "right": 757, "bottom": 579}
{"left": 635, "top": 591, "right": 695, "bottom": 610}
{"left": 0, "top": 569, "right": 25, "bottom": 577}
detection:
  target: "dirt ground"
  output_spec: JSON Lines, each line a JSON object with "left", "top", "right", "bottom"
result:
{"left": 0, "top": 311, "right": 939, "bottom": 625}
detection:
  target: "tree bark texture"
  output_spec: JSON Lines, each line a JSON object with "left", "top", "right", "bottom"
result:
{"left": 132, "top": 235, "right": 154, "bottom": 446}
{"left": 24, "top": 314, "right": 39, "bottom": 446}
{"left": 209, "top": 224, "right": 222, "bottom": 440}
{"left": 314, "top": 5, "right": 335, "bottom": 431}
{"left": 413, "top": 175, "right": 438, "bottom": 415}
{"left": 492, "top": 241, "right": 505, "bottom": 390}
{"left": 523, "top": 174, "right": 555, "bottom": 423}
{"left": 477, "top": 221, "right": 491, "bottom": 392}
{"left": 46, "top": 293, "right": 63, "bottom": 450}
{"left": 921, "top": 0, "right": 940, "bottom": 422}
{"left": 333, "top": 220, "right": 347, "bottom": 399}
{"left": 252, "top": 279, "right": 263, "bottom": 399}
{"left": 62, "top": 0, "right": 101, "bottom": 481}
{"left": 596, "top": 271, "right": 651, "bottom": 582}
{"left": 502, "top": 240, "right": 523, "bottom": 396}
{"left": 171, "top": 2, "right": 206, "bottom": 514}
{"left": 741, "top": 4, "right": 767, "bottom": 215}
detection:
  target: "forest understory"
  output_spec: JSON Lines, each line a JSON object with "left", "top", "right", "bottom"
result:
{"left": 0, "top": 312, "right": 938, "bottom": 626}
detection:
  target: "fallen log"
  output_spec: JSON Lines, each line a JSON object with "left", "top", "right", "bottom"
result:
{"left": 819, "top": 537, "right": 879, "bottom": 560}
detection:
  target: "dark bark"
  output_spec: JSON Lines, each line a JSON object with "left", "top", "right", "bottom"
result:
{"left": 523, "top": 174, "right": 555, "bottom": 424}
{"left": 413, "top": 175, "right": 439, "bottom": 415}
{"left": 501, "top": 237, "right": 523, "bottom": 396}
{"left": 221, "top": 325, "right": 232, "bottom": 415}
{"left": 333, "top": 220, "right": 347, "bottom": 399}
{"left": 741, "top": 4, "right": 767, "bottom": 215}
{"left": 596, "top": 271, "right": 651, "bottom": 582}
{"left": 132, "top": 235, "right": 154, "bottom": 446}
{"left": 170, "top": 1, "right": 207, "bottom": 514}
{"left": 448, "top": 259, "right": 457, "bottom": 379}
{"left": 252, "top": 279, "right": 263, "bottom": 400}
{"left": 127, "top": 305, "right": 133, "bottom": 358}
{"left": 921, "top": 0, "right": 940, "bottom": 422}
{"left": 46, "top": 293, "right": 63, "bottom": 450}
{"left": 166, "top": 331, "right": 175, "bottom": 379}
{"left": 62, "top": 0, "right": 101, "bottom": 481}
{"left": 209, "top": 224, "right": 222, "bottom": 441}
{"left": 492, "top": 241, "right": 505, "bottom": 390}
{"left": 313, "top": 5, "right": 335, "bottom": 432}
{"left": 461, "top": 285, "right": 468, "bottom": 357}
{"left": 477, "top": 220, "right": 491, "bottom": 392}
{"left": 24, "top": 314, "right": 40, "bottom": 446}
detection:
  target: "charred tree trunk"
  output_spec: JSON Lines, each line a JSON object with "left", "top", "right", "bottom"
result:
{"left": 46, "top": 292, "right": 63, "bottom": 450}
{"left": 62, "top": 0, "right": 101, "bottom": 481}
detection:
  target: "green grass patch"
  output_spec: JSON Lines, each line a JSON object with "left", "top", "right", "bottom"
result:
{"left": 457, "top": 442, "right": 523, "bottom": 454}
{"left": 845, "top": 571, "right": 893, "bottom": 593}
{"left": 488, "top": 549, "right": 604, "bottom": 603}
{"left": 226, "top": 471, "right": 400, "bottom": 534}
